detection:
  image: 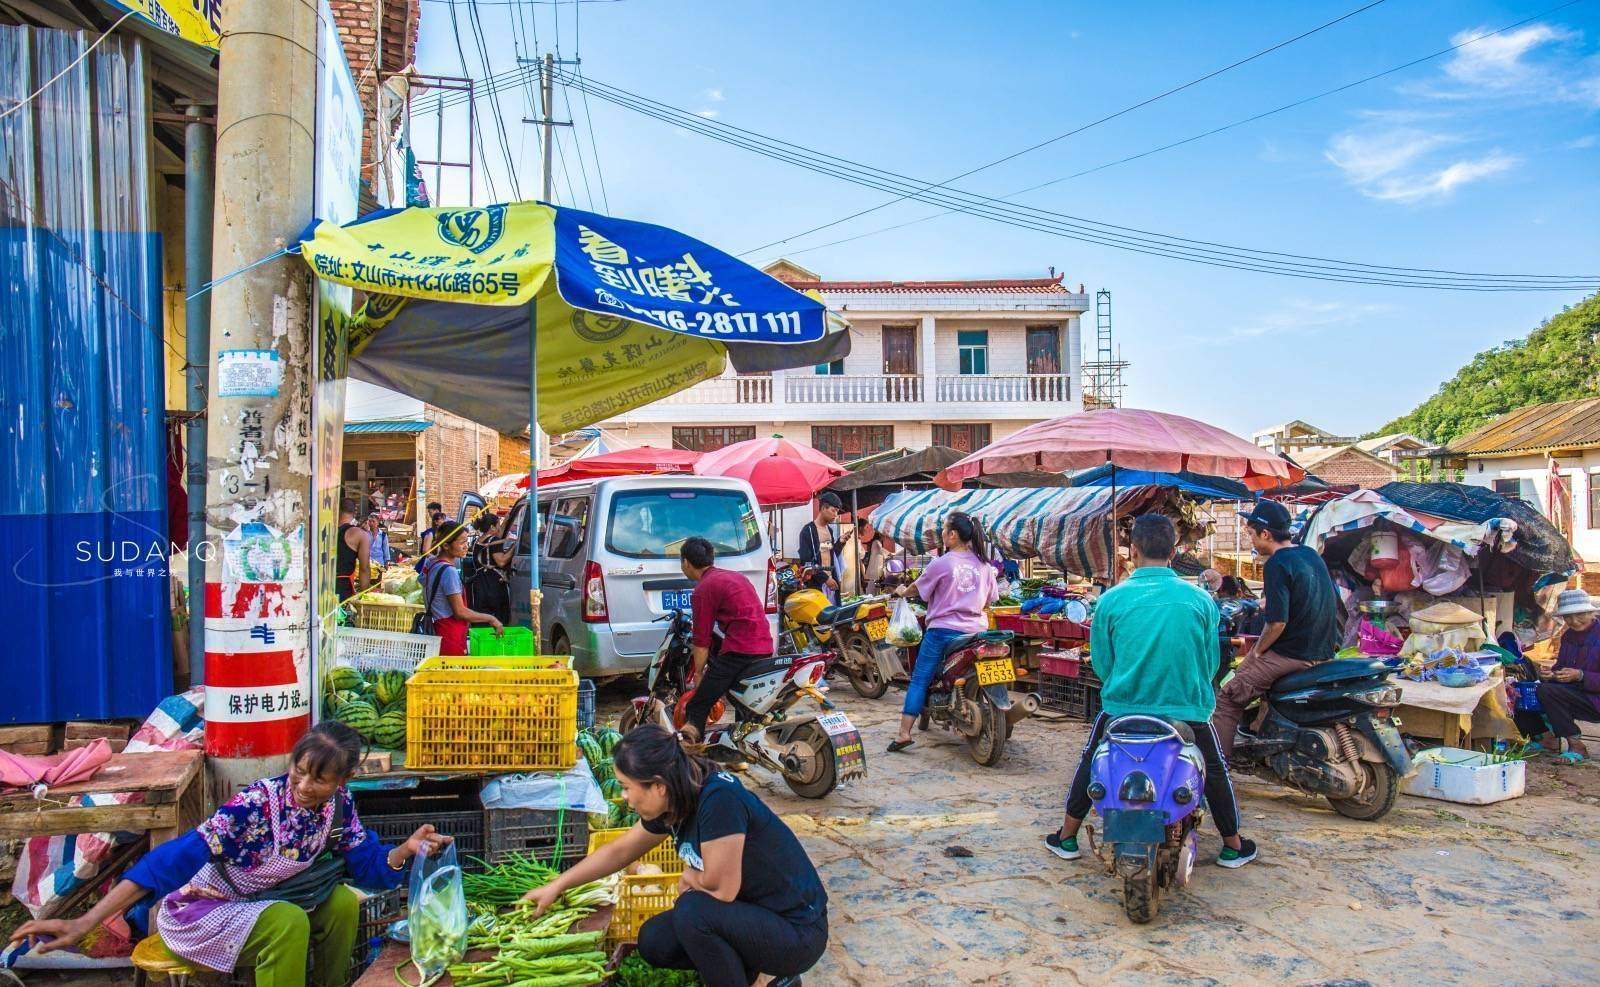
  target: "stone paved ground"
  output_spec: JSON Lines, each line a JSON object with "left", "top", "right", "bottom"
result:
{"left": 644, "top": 687, "right": 1600, "bottom": 987}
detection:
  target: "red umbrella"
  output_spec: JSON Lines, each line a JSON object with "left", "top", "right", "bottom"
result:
{"left": 523, "top": 446, "right": 703, "bottom": 487}
{"left": 937, "top": 408, "right": 1302, "bottom": 491}
{"left": 694, "top": 436, "right": 847, "bottom": 507}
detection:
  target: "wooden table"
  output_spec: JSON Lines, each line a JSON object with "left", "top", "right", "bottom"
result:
{"left": 0, "top": 749, "right": 206, "bottom": 846}
{"left": 353, "top": 907, "right": 613, "bottom": 987}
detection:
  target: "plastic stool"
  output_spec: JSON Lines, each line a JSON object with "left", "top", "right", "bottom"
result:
{"left": 131, "top": 934, "right": 202, "bottom": 987}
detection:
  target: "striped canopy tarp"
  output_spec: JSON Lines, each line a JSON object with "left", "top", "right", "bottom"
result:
{"left": 873, "top": 485, "right": 1161, "bottom": 579}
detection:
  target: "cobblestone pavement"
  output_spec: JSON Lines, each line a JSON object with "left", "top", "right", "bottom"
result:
{"left": 700, "top": 689, "right": 1600, "bottom": 987}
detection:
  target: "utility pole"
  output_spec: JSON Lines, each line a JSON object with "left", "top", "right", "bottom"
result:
{"left": 181, "top": 100, "right": 213, "bottom": 690}
{"left": 520, "top": 52, "right": 574, "bottom": 203}
{"left": 203, "top": 0, "right": 320, "bottom": 801}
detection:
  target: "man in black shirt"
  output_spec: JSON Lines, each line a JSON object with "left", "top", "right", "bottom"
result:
{"left": 1212, "top": 500, "right": 1340, "bottom": 758}
{"left": 797, "top": 492, "right": 843, "bottom": 594}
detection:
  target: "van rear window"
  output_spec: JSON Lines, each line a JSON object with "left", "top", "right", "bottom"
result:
{"left": 605, "top": 489, "right": 762, "bottom": 559}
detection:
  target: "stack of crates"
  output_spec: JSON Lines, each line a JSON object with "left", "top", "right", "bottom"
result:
{"left": 485, "top": 808, "right": 588, "bottom": 870}
{"left": 405, "top": 656, "right": 579, "bottom": 772}
{"left": 354, "top": 779, "right": 487, "bottom": 871}
{"left": 1038, "top": 649, "right": 1103, "bottom": 721}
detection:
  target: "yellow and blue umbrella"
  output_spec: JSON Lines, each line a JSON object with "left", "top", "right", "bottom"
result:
{"left": 294, "top": 201, "right": 850, "bottom": 433}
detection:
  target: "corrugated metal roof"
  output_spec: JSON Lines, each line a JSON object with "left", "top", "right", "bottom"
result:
{"left": 787, "top": 277, "right": 1073, "bottom": 295}
{"left": 345, "top": 419, "right": 432, "bottom": 434}
{"left": 1445, "top": 397, "right": 1600, "bottom": 457}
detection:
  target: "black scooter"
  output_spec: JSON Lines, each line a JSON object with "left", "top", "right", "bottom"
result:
{"left": 1230, "top": 658, "right": 1411, "bottom": 821}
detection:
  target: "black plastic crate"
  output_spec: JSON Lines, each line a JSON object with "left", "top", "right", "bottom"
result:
{"left": 1039, "top": 672, "right": 1102, "bottom": 721}
{"left": 486, "top": 807, "right": 588, "bottom": 869}
{"left": 349, "top": 887, "right": 405, "bottom": 984}
{"left": 361, "top": 809, "right": 487, "bottom": 871}
{"left": 578, "top": 678, "right": 596, "bottom": 731}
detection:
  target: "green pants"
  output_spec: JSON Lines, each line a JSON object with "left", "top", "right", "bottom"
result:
{"left": 235, "top": 884, "right": 360, "bottom": 987}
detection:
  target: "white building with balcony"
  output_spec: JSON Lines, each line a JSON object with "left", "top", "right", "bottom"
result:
{"left": 596, "top": 259, "right": 1089, "bottom": 463}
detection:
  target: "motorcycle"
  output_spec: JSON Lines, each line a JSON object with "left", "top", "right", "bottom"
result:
{"left": 778, "top": 566, "right": 907, "bottom": 699}
{"left": 1085, "top": 716, "right": 1206, "bottom": 923}
{"left": 914, "top": 629, "right": 1040, "bottom": 766}
{"left": 1229, "top": 658, "right": 1411, "bottom": 820}
{"left": 620, "top": 609, "right": 866, "bottom": 799}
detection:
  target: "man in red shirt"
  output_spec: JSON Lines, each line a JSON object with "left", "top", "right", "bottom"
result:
{"left": 679, "top": 536, "right": 774, "bottom": 741}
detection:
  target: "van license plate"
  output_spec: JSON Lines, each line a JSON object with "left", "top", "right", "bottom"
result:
{"left": 975, "top": 659, "right": 1015, "bottom": 686}
{"left": 659, "top": 589, "right": 694, "bottom": 611}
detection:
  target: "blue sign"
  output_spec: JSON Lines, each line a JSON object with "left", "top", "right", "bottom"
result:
{"left": 552, "top": 205, "right": 825, "bottom": 345}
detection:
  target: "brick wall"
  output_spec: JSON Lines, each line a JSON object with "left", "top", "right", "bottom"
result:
{"left": 1306, "top": 449, "right": 1397, "bottom": 489}
{"left": 420, "top": 408, "right": 501, "bottom": 518}
{"left": 328, "top": 0, "right": 420, "bottom": 189}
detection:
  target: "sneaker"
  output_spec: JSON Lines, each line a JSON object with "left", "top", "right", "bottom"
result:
{"left": 1044, "top": 831, "right": 1081, "bottom": 860}
{"left": 768, "top": 977, "right": 802, "bottom": 987}
{"left": 1217, "top": 838, "right": 1257, "bottom": 869}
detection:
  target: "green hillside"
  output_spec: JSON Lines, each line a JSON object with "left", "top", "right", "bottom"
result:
{"left": 1374, "top": 294, "right": 1600, "bottom": 444}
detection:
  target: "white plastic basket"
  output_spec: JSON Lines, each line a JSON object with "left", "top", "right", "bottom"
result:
{"left": 334, "top": 626, "right": 442, "bottom": 674}
{"left": 1400, "top": 747, "right": 1526, "bottom": 805}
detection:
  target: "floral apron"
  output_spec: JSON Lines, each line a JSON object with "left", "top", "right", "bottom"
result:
{"left": 156, "top": 779, "right": 334, "bottom": 973}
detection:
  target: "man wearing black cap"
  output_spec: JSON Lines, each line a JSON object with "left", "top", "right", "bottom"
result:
{"left": 1212, "top": 499, "right": 1340, "bottom": 759}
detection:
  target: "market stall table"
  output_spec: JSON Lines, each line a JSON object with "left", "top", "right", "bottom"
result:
{"left": 352, "top": 908, "right": 613, "bottom": 987}
{"left": 1394, "top": 673, "right": 1517, "bottom": 749}
{"left": 0, "top": 749, "right": 205, "bottom": 846}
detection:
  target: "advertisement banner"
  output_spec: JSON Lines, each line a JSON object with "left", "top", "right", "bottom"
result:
{"left": 108, "top": 1, "right": 222, "bottom": 51}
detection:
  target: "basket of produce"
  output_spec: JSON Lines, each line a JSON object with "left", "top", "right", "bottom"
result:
{"left": 453, "top": 851, "right": 618, "bottom": 986}
{"left": 346, "top": 595, "right": 424, "bottom": 633}
{"left": 406, "top": 656, "right": 579, "bottom": 771}
{"left": 608, "top": 871, "right": 680, "bottom": 950}
{"left": 334, "top": 626, "right": 441, "bottom": 675}
{"left": 586, "top": 827, "right": 681, "bottom": 873}
{"left": 323, "top": 664, "right": 411, "bottom": 751}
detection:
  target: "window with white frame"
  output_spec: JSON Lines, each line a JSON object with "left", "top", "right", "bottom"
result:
{"left": 957, "top": 330, "right": 989, "bottom": 375}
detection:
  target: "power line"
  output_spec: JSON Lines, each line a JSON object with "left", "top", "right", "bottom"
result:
{"left": 750, "top": 0, "right": 1392, "bottom": 256}
{"left": 554, "top": 70, "right": 1598, "bottom": 290}
{"left": 778, "top": 0, "right": 1594, "bottom": 259}
{"left": 574, "top": 0, "right": 612, "bottom": 212}
{"left": 467, "top": 0, "right": 524, "bottom": 200}
{"left": 446, "top": 0, "right": 499, "bottom": 202}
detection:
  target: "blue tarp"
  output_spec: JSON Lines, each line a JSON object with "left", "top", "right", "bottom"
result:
{"left": 1068, "top": 464, "right": 1252, "bottom": 502}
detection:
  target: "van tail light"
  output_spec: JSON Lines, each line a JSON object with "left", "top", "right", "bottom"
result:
{"left": 582, "top": 561, "right": 609, "bottom": 623}
{"left": 765, "top": 558, "right": 778, "bottom": 614}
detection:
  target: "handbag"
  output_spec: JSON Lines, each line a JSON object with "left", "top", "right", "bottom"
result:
{"left": 412, "top": 560, "right": 448, "bottom": 635}
{"left": 212, "top": 797, "right": 351, "bottom": 910}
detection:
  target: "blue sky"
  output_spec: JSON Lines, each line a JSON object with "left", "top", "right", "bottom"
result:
{"left": 411, "top": 0, "right": 1600, "bottom": 438}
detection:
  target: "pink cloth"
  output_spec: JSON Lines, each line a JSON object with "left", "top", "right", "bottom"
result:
{"left": 915, "top": 550, "right": 997, "bottom": 634}
{"left": 156, "top": 777, "right": 332, "bottom": 973}
{"left": 0, "top": 738, "right": 112, "bottom": 790}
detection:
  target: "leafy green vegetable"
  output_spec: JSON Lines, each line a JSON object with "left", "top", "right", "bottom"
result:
{"left": 611, "top": 952, "right": 703, "bottom": 987}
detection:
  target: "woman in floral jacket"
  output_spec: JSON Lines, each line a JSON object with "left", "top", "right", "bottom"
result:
{"left": 8, "top": 723, "right": 450, "bottom": 987}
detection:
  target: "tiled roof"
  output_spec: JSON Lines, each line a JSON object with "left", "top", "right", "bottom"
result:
{"left": 345, "top": 419, "right": 431, "bottom": 434}
{"left": 1446, "top": 397, "right": 1600, "bottom": 457}
{"left": 786, "top": 277, "right": 1074, "bottom": 295}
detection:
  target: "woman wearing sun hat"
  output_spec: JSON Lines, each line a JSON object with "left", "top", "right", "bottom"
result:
{"left": 1514, "top": 589, "right": 1600, "bottom": 763}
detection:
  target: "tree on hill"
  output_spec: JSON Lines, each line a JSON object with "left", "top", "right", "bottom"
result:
{"left": 1374, "top": 293, "right": 1600, "bottom": 445}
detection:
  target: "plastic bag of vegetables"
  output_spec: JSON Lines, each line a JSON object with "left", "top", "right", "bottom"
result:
{"left": 407, "top": 841, "right": 469, "bottom": 981}
{"left": 887, "top": 597, "right": 923, "bottom": 647}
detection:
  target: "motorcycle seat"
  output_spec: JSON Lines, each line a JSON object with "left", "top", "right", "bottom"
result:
{"left": 814, "top": 603, "right": 860, "bottom": 626}
{"left": 1270, "top": 657, "right": 1392, "bottom": 694}
{"left": 735, "top": 654, "right": 796, "bottom": 682}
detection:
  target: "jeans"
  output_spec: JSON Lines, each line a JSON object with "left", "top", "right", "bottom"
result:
{"left": 1063, "top": 713, "right": 1241, "bottom": 838}
{"left": 1512, "top": 681, "right": 1600, "bottom": 740}
{"left": 638, "top": 890, "right": 827, "bottom": 987}
{"left": 902, "top": 626, "right": 965, "bottom": 718}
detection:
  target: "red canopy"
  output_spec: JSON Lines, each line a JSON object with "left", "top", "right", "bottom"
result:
{"left": 938, "top": 408, "right": 1302, "bottom": 492}
{"left": 693, "top": 436, "right": 847, "bottom": 507}
{"left": 528, "top": 445, "right": 702, "bottom": 487}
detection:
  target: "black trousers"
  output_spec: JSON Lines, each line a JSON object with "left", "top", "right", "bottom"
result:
{"left": 1064, "top": 712, "right": 1242, "bottom": 839}
{"left": 638, "top": 891, "right": 827, "bottom": 987}
{"left": 683, "top": 652, "right": 762, "bottom": 737}
{"left": 1513, "top": 681, "right": 1600, "bottom": 740}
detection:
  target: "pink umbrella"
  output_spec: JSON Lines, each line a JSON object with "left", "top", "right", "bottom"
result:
{"left": 694, "top": 436, "right": 847, "bottom": 507}
{"left": 531, "top": 446, "right": 703, "bottom": 487}
{"left": 937, "top": 408, "right": 1302, "bottom": 491}
{"left": 0, "top": 738, "right": 112, "bottom": 790}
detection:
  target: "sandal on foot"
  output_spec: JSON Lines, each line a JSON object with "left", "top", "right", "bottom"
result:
{"left": 887, "top": 739, "right": 915, "bottom": 753}
{"left": 1558, "top": 751, "right": 1586, "bottom": 764}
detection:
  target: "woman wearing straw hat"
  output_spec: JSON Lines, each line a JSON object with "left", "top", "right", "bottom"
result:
{"left": 1514, "top": 589, "right": 1600, "bottom": 763}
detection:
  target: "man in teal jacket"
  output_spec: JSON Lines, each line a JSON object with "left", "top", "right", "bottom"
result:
{"left": 1045, "top": 514, "right": 1257, "bottom": 868}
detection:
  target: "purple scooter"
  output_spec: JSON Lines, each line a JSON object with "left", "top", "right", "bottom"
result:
{"left": 1085, "top": 716, "right": 1205, "bottom": 923}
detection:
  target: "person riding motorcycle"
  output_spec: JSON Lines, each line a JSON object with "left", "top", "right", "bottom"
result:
{"left": 1212, "top": 500, "right": 1340, "bottom": 759}
{"left": 678, "top": 536, "right": 774, "bottom": 743}
{"left": 1045, "top": 514, "right": 1256, "bottom": 869}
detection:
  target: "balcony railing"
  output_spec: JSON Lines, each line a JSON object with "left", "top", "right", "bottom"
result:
{"left": 936, "top": 374, "right": 1071, "bottom": 402}
{"left": 785, "top": 375, "right": 923, "bottom": 404}
{"left": 655, "top": 375, "right": 773, "bottom": 405}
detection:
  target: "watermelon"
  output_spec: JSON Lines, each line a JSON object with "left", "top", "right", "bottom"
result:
{"left": 598, "top": 728, "right": 623, "bottom": 757}
{"left": 600, "top": 778, "right": 623, "bottom": 802}
{"left": 371, "top": 670, "right": 406, "bottom": 707}
{"left": 576, "top": 731, "right": 604, "bottom": 766}
{"left": 591, "top": 759, "right": 614, "bottom": 785}
{"left": 333, "top": 699, "right": 379, "bottom": 739}
{"left": 372, "top": 709, "right": 407, "bottom": 750}
{"left": 327, "top": 666, "right": 365, "bottom": 693}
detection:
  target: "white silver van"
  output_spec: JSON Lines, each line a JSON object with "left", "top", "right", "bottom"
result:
{"left": 467, "top": 475, "right": 777, "bottom": 677}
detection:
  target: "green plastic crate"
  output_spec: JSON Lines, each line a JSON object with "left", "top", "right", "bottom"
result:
{"left": 470, "top": 625, "right": 537, "bottom": 655}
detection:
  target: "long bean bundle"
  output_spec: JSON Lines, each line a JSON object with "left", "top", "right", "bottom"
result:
{"left": 462, "top": 853, "right": 563, "bottom": 906}
{"left": 452, "top": 915, "right": 607, "bottom": 986}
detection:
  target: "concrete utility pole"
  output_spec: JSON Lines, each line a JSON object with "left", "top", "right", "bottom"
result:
{"left": 203, "top": 0, "right": 321, "bottom": 801}
{"left": 183, "top": 101, "right": 214, "bottom": 689}
{"left": 541, "top": 52, "right": 555, "bottom": 202}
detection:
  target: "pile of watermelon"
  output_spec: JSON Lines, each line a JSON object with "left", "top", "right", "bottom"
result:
{"left": 323, "top": 665, "right": 409, "bottom": 750}
{"left": 576, "top": 726, "right": 635, "bottom": 829}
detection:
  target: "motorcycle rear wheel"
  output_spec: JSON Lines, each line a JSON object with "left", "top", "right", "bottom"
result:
{"left": 1123, "top": 873, "right": 1159, "bottom": 924}
{"left": 842, "top": 633, "right": 889, "bottom": 699}
{"left": 967, "top": 696, "right": 1007, "bottom": 767}
{"left": 1328, "top": 762, "right": 1398, "bottom": 821}
{"left": 782, "top": 721, "right": 839, "bottom": 799}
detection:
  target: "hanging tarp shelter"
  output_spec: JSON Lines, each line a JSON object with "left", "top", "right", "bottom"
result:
{"left": 873, "top": 486, "right": 1163, "bottom": 579}
{"left": 1067, "top": 464, "right": 1252, "bottom": 502}
{"left": 1376, "top": 482, "right": 1576, "bottom": 575}
{"left": 296, "top": 201, "right": 851, "bottom": 434}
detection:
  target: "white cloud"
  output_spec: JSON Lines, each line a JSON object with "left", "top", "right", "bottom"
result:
{"left": 1324, "top": 128, "right": 1515, "bottom": 203}
{"left": 1568, "top": 135, "right": 1599, "bottom": 149}
{"left": 1443, "top": 24, "right": 1573, "bottom": 88}
{"left": 703, "top": 88, "right": 725, "bottom": 102}
{"left": 694, "top": 109, "right": 719, "bottom": 119}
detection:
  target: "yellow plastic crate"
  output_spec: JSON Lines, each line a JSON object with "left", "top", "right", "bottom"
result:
{"left": 347, "top": 599, "right": 424, "bottom": 633}
{"left": 405, "top": 656, "right": 579, "bottom": 771}
{"left": 987, "top": 605, "right": 1021, "bottom": 630}
{"left": 607, "top": 874, "right": 680, "bottom": 949}
{"left": 587, "top": 827, "right": 684, "bottom": 872}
